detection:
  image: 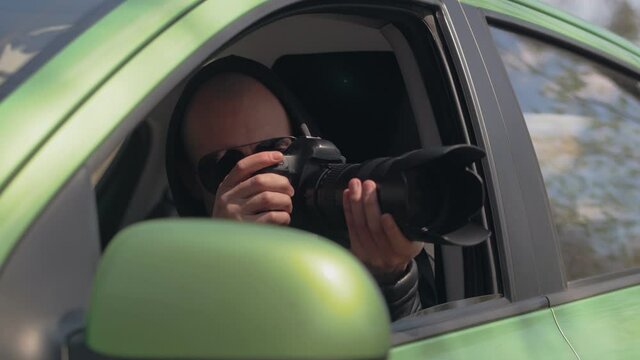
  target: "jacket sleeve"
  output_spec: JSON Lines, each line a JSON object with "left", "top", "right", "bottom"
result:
{"left": 376, "top": 259, "right": 422, "bottom": 321}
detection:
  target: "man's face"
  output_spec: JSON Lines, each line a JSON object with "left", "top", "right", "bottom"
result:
{"left": 183, "top": 72, "right": 292, "bottom": 207}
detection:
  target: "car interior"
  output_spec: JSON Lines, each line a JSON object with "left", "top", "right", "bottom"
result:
{"left": 91, "top": 9, "right": 500, "bottom": 334}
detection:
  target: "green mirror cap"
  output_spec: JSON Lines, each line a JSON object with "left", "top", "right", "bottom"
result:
{"left": 86, "top": 219, "right": 390, "bottom": 359}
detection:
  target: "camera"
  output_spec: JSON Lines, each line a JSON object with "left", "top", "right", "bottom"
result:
{"left": 259, "top": 136, "right": 490, "bottom": 247}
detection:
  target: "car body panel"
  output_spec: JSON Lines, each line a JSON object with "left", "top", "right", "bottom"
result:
{"left": 388, "top": 308, "right": 575, "bottom": 360}
{"left": 0, "top": 0, "right": 638, "bottom": 358}
{"left": 0, "top": 0, "right": 265, "bottom": 270}
{"left": 551, "top": 285, "right": 640, "bottom": 359}
{"left": 461, "top": 0, "right": 640, "bottom": 69}
{"left": 0, "top": 1, "right": 199, "bottom": 193}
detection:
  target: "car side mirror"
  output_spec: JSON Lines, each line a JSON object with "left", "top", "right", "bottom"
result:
{"left": 85, "top": 219, "right": 390, "bottom": 359}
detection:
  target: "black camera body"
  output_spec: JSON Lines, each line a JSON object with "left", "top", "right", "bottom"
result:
{"left": 259, "top": 136, "right": 346, "bottom": 187}
{"left": 260, "top": 136, "right": 490, "bottom": 247}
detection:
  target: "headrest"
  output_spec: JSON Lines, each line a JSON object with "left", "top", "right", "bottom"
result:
{"left": 166, "top": 56, "right": 316, "bottom": 217}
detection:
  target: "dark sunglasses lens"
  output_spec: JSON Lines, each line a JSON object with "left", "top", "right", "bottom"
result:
{"left": 198, "top": 149, "right": 244, "bottom": 194}
{"left": 254, "top": 137, "right": 294, "bottom": 153}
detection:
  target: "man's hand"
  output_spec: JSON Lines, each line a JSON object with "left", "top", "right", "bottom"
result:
{"left": 212, "top": 151, "right": 294, "bottom": 225}
{"left": 343, "top": 179, "right": 423, "bottom": 282}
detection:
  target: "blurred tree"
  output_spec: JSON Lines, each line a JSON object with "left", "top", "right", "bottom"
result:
{"left": 608, "top": 0, "right": 640, "bottom": 43}
{"left": 540, "top": 0, "right": 640, "bottom": 45}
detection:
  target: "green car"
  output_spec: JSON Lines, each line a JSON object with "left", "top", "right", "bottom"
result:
{"left": 1, "top": 0, "right": 639, "bottom": 359}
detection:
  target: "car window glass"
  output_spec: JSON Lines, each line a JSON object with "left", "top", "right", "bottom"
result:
{"left": 490, "top": 27, "right": 640, "bottom": 281}
{"left": 0, "top": 0, "right": 120, "bottom": 99}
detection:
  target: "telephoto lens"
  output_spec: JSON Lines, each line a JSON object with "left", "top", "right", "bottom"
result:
{"left": 261, "top": 137, "right": 491, "bottom": 246}
{"left": 311, "top": 145, "right": 489, "bottom": 246}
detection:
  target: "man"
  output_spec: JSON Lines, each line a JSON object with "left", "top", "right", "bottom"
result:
{"left": 166, "top": 56, "right": 423, "bottom": 320}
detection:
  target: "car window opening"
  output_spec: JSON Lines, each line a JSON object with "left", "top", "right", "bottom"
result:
{"left": 94, "top": 8, "right": 500, "bottom": 324}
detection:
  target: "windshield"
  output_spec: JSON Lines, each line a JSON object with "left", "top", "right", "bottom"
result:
{"left": 0, "top": 0, "right": 121, "bottom": 99}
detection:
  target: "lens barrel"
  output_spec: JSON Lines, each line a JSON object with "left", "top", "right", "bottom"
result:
{"left": 300, "top": 145, "right": 488, "bottom": 245}
{"left": 264, "top": 137, "right": 489, "bottom": 246}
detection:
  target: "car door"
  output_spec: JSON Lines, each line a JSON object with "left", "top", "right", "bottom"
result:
{"left": 461, "top": 0, "right": 640, "bottom": 359}
{"left": 0, "top": 2, "right": 245, "bottom": 359}
{"left": 0, "top": 0, "right": 575, "bottom": 359}
{"left": 389, "top": 0, "right": 575, "bottom": 358}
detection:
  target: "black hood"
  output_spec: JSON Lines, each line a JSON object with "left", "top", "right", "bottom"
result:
{"left": 166, "top": 55, "right": 317, "bottom": 217}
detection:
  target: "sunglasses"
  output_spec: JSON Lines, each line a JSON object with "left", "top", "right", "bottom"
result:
{"left": 197, "top": 136, "right": 295, "bottom": 194}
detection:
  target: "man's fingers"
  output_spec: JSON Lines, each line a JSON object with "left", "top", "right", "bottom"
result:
{"left": 381, "top": 213, "right": 405, "bottom": 241}
{"left": 250, "top": 211, "right": 291, "bottom": 225}
{"left": 348, "top": 179, "right": 378, "bottom": 250}
{"left": 344, "top": 189, "right": 364, "bottom": 255}
{"left": 362, "top": 180, "right": 386, "bottom": 241}
{"left": 381, "top": 213, "right": 419, "bottom": 257}
{"left": 220, "top": 151, "right": 283, "bottom": 190}
{"left": 243, "top": 191, "right": 293, "bottom": 214}
{"left": 342, "top": 180, "right": 421, "bottom": 277}
{"left": 228, "top": 173, "right": 294, "bottom": 199}
{"left": 348, "top": 179, "right": 366, "bottom": 231}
